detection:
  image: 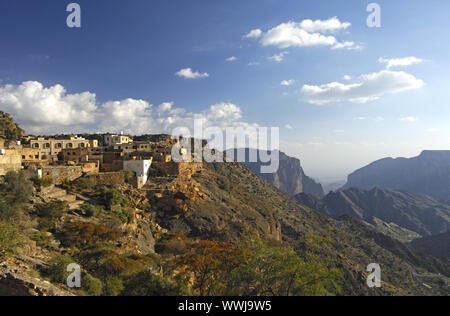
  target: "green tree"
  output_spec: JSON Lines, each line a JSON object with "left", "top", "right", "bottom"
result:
{"left": 46, "top": 255, "right": 75, "bottom": 284}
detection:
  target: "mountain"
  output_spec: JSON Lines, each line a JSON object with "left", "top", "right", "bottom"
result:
{"left": 225, "top": 149, "right": 325, "bottom": 197}
{"left": 411, "top": 231, "right": 450, "bottom": 258}
{"left": 296, "top": 188, "right": 450, "bottom": 239}
{"left": 343, "top": 150, "right": 450, "bottom": 203}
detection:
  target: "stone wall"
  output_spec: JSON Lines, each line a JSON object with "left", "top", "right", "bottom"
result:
{"left": 152, "top": 161, "right": 202, "bottom": 177}
{"left": 41, "top": 166, "right": 83, "bottom": 184}
{"left": 87, "top": 172, "right": 125, "bottom": 186}
{"left": 0, "top": 153, "right": 22, "bottom": 176}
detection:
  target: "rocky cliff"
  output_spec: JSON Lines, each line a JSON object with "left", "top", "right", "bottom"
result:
{"left": 344, "top": 150, "right": 450, "bottom": 203}
{"left": 226, "top": 149, "right": 325, "bottom": 197}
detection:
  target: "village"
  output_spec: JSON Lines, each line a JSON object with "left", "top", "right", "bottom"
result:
{"left": 0, "top": 132, "right": 200, "bottom": 189}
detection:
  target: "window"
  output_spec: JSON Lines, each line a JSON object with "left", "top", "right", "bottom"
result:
{"left": 22, "top": 155, "right": 25, "bottom": 159}
{"left": 35, "top": 155, "right": 39, "bottom": 159}
{"left": 33, "top": 143, "right": 39, "bottom": 149}
{"left": 45, "top": 143, "right": 50, "bottom": 149}
{"left": 67, "top": 143, "right": 73, "bottom": 148}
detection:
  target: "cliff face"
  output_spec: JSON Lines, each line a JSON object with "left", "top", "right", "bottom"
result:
{"left": 226, "top": 149, "right": 324, "bottom": 197}
{"left": 296, "top": 188, "right": 450, "bottom": 238}
{"left": 344, "top": 150, "right": 450, "bottom": 203}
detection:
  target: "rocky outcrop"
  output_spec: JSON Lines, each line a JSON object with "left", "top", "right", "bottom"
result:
{"left": 344, "top": 150, "right": 450, "bottom": 203}
{"left": 226, "top": 149, "right": 324, "bottom": 197}
{"left": 0, "top": 263, "right": 73, "bottom": 296}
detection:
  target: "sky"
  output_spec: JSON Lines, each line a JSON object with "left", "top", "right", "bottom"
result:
{"left": 1, "top": 0, "right": 450, "bottom": 182}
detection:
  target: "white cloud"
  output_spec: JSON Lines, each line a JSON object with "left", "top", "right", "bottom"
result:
{"left": 343, "top": 75, "right": 352, "bottom": 80}
{"left": 175, "top": 68, "right": 209, "bottom": 79}
{"left": 299, "top": 17, "right": 351, "bottom": 33}
{"left": 301, "top": 70, "right": 425, "bottom": 105}
{"left": 0, "top": 81, "right": 97, "bottom": 133}
{"left": 0, "top": 81, "right": 256, "bottom": 135}
{"left": 281, "top": 80, "right": 296, "bottom": 86}
{"left": 261, "top": 21, "right": 337, "bottom": 48}
{"left": 378, "top": 57, "right": 424, "bottom": 69}
{"left": 399, "top": 116, "right": 419, "bottom": 122}
{"left": 248, "top": 61, "right": 260, "bottom": 66}
{"left": 244, "top": 29, "right": 263, "bottom": 39}
{"left": 226, "top": 56, "right": 238, "bottom": 62}
{"left": 332, "top": 41, "right": 362, "bottom": 50}
{"left": 269, "top": 52, "right": 288, "bottom": 62}
{"left": 257, "top": 17, "right": 358, "bottom": 50}
{"left": 284, "top": 124, "right": 293, "bottom": 130}
{"left": 157, "top": 102, "right": 173, "bottom": 113}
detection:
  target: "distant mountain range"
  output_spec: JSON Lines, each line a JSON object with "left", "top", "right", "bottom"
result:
{"left": 296, "top": 187, "right": 450, "bottom": 241}
{"left": 225, "top": 149, "right": 325, "bottom": 197}
{"left": 411, "top": 231, "right": 450, "bottom": 258}
{"left": 343, "top": 150, "right": 450, "bottom": 203}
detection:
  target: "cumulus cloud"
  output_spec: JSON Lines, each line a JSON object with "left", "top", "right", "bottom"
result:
{"left": 378, "top": 57, "right": 424, "bottom": 69}
{"left": 284, "top": 124, "right": 293, "bottom": 130}
{"left": 301, "top": 70, "right": 425, "bottom": 105}
{"left": 0, "top": 81, "right": 256, "bottom": 135}
{"left": 226, "top": 56, "right": 238, "bottom": 62}
{"left": 175, "top": 68, "right": 209, "bottom": 79}
{"left": 244, "top": 29, "right": 263, "bottom": 39}
{"left": 281, "top": 80, "right": 296, "bottom": 86}
{"left": 253, "top": 17, "right": 358, "bottom": 50}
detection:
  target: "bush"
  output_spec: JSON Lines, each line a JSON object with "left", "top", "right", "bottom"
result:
{"left": 98, "top": 186, "right": 128, "bottom": 210}
{"left": 83, "top": 274, "right": 103, "bottom": 296}
{"left": 104, "top": 277, "right": 124, "bottom": 296}
{"left": 0, "top": 222, "right": 21, "bottom": 259}
{"left": 35, "top": 201, "right": 68, "bottom": 231}
{"left": 46, "top": 255, "right": 75, "bottom": 284}
{"left": 31, "top": 176, "right": 53, "bottom": 188}
{"left": 0, "top": 201, "right": 18, "bottom": 221}
{"left": 58, "top": 222, "right": 121, "bottom": 249}
{"left": 122, "top": 171, "right": 134, "bottom": 184}
{"left": 80, "top": 203, "right": 102, "bottom": 217}
{"left": 2, "top": 171, "right": 34, "bottom": 201}
{"left": 123, "top": 271, "right": 184, "bottom": 296}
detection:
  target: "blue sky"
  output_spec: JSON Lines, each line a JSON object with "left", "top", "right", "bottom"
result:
{"left": 1, "top": 0, "right": 449, "bottom": 181}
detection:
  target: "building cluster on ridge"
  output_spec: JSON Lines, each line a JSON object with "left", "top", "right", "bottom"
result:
{"left": 0, "top": 132, "right": 193, "bottom": 188}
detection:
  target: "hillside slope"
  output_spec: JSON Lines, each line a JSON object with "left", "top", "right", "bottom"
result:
{"left": 296, "top": 188, "right": 450, "bottom": 238}
{"left": 344, "top": 150, "right": 450, "bottom": 203}
{"left": 411, "top": 231, "right": 450, "bottom": 258}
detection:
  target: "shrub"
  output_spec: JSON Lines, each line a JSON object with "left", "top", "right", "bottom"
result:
{"left": 83, "top": 274, "right": 103, "bottom": 296}
{"left": 2, "top": 171, "right": 34, "bottom": 201}
{"left": 104, "top": 277, "right": 124, "bottom": 296}
{"left": 0, "top": 221, "right": 21, "bottom": 259}
{"left": 98, "top": 186, "right": 128, "bottom": 210}
{"left": 58, "top": 222, "right": 121, "bottom": 249}
{"left": 122, "top": 170, "right": 134, "bottom": 184}
{"left": 80, "top": 203, "right": 102, "bottom": 217}
{"left": 123, "top": 271, "right": 184, "bottom": 296}
{"left": 46, "top": 255, "right": 75, "bottom": 284}
{"left": 0, "top": 201, "right": 18, "bottom": 221}
{"left": 35, "top": 201, "right": 68, "bottom": 231}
